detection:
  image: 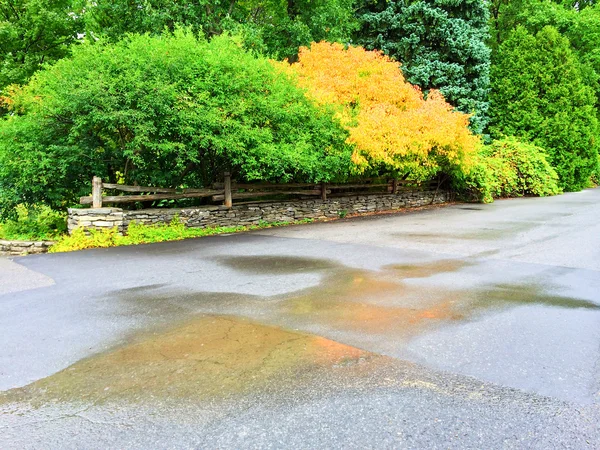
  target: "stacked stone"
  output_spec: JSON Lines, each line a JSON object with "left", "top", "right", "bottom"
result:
{"left": 69, "top": 190, "right": 450, "bottom": 235}
{"left": 123, "top": 208, "right": 213, "bottom": 228}
{"left": 67, "top": 208, "right": 124, "bottom": 234}
{"left": 0, "top": 240, "right": 54, "bottom": 256}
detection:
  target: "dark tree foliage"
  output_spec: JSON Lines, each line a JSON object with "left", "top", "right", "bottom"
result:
{"left": 0, "top": 0, "right": 82, "bottom": 105}
{"left": 489, "top": 26, "right": 599, "bottom": 191}
{"left": 82, "top": 0, "right": 357, "bottom": 61}
{"left": 356, "top": 0, "right": 491, "bottom": 134}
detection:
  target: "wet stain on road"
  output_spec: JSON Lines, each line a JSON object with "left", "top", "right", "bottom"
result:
{"left": 5, "top": 255, "right": 597, "bottom": 408}
{"left": 214, "top": 255, "right": 336, "bottom": 274}
{"left": 386, "top": 259, "right": 471, "bottom": 279}
{"left": 215, "top": 255, "right": 598, "bottom": 340}
{"left": 0, "top": 316, "right": 373, "bottom": 407}
{"left": 280, "top": 270, "right": 464, "bottom": 336}
{"left": 394, "top": 221, "right": 539, "bottom": 242}
{"left": 469, "top": 284, "right": 600, "bottom": 312}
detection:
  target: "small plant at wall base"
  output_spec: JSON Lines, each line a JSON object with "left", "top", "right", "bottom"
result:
{"left": 49, "top": 218, "right": 315, "bottom": 253}
{"left": 590, "top": 155, "right": 600, "bottom": 187}
{"left": 0, "top": 205, "right": 66, "bottom": 241}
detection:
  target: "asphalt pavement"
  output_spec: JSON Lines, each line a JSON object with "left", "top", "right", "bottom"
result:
{"left": 1, "top": 190, "right": 599, "bottom": 449}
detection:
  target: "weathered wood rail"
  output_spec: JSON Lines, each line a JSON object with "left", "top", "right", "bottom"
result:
{"left": 81, "top": 176, "right": 224, "bottom": 208}
{"left": 81, "top": 174, "right": 440, "bottom": 209}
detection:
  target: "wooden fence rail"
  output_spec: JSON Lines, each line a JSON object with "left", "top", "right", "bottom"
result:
{"left": 80, "top": 178, "right": 223, "bottom": 208}
{"left": 81, "top": 174, "right": 441, "bottom": 209}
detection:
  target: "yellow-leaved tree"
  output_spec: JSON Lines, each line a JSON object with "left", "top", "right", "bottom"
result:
{"left": 283, "top": 42, "right": 481, "bottom": 180}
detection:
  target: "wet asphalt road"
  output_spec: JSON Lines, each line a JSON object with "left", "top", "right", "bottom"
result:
{"left": 1, "top": 190, "right": 600, "bottom": 449}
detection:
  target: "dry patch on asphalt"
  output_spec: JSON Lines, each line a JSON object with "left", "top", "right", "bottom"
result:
{"left": 0, "top": 258, "right": 54, "bottom": 296}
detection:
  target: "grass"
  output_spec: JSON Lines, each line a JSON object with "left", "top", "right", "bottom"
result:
{"left": 49, "top": 218, "right": 314, "bottom": 253}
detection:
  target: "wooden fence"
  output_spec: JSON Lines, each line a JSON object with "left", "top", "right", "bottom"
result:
{"left": 80, "top": 174, "right": 440, "bottom": 209}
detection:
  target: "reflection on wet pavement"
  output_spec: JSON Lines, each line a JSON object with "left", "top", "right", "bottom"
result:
{"left": 386, "top": 259, "right": 471, "bottom": 278}
{"left": 214, "top": 255, "right": 337, "bottom": 274}
{"left": 0, "top": 316, "right": 373, "bottom": 407}
{"left": 4, "top": 254, "right": 599, "bottom": 407}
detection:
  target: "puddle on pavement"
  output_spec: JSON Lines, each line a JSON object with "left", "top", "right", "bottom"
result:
{"left": 220, "top": 256, "right": 600, "bottom": 341}
{"left": 469, "top": 284, "right": 600, "bottom": 312}
{"left": 214, "top": 255, "right": 337, "bottom": 274}
{"left": 7, "top": 255, "right": 596, "bottom": 407}
{"left": 280, "top": 269, "right": 464, "bottom": 336}
{"left": 0, "top": 315, "right": 373, "bottom": 407}
{"left": 395, "top": 221, "right": 538, "bottom": 242}
{"left": 165, "top": 255, "right": 600, "bottom": 342}
{"left": 386, "top": 259, "right": 471, "bottom": 279}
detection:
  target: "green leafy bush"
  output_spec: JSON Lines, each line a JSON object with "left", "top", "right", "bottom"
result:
{"left": 454, "top": 137, "right": 562, "bottom": 202}
{"left": 0, "top": 205, "right": 66, "bottom": 240}
{"left": 49, "top": 217, "right": 314, "bottom": 253}
{"left": 0, "top": 29, "right": 352, "bottom": 219}
{"left": 83, "top": 0, "right": 357, "bottom": 62}
{"left": 591, "top": 154, "right": 600, "bottom": 186}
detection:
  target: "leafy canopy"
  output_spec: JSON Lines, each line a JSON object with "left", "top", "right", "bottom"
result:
{"left": 0, "top": 30, "right": 351, "bottom": 218}
{"left": 82, "top": 0, "right": 357, "bottom": 61}
{"left": 489, "top": 26, "right": 599, "bottom": 191}
{"left": 489, "top": 0, "right": 600, "bottom": 107}
{"left": 286, "top": 42, "right": 480, "bottom": 180}
{"left": 0, "top": 0, "right": 82, "bottom": 103}
{"left": 356, "top": 0, "right": 491, "bottom": 134}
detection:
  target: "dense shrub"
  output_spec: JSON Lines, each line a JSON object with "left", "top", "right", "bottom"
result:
{"left": 591, "top": 154, "right": 600, "bottom": 186}
{"left": 0, "top": 0, "right": 82, "bottom": 100}
{"left": 286, "top": 42, "right": 481, "bottom": 181}
{"left": 0, "top": 30, "right": 352, "bottom": 219}
{"left": 0, "top": 205, "right": 66, "bottom": 240}
{"left": 454, "top": 138, "right": 562, "bottom": 202}
{"left": 83, "top": 0, "right": 357, "bottom": 61}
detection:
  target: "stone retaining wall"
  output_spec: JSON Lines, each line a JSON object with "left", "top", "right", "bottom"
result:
{"left": 68, "top": 208, "right": 124, "bottom": 235}
{"left": 0, "top": 240, "right": 54, "bottom": 256}
{"left": 68, "top": 190, "right": 449, "bottom": 234}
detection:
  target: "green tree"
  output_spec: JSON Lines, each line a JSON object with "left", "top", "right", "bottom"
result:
{"left": 0, "top": 30, "right": 352, "bottom": 218}
{"left": 0, "top": 0, "right": 82, "bottom": 104}
{"left": 489, "top": 0, "right": 600, "bottom": 106}
{"left": 81, "top": 0, "right": 357, "bottom": 61}
{"left": 489, "top": 26, "right": 598, "bottom": 191}
{"left": 356, "top": 0, "right": 491, "bottom": 134}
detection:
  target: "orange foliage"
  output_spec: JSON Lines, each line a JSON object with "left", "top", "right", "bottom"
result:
{"left": 284, "top": 42, "right": 480, "bottom": 178}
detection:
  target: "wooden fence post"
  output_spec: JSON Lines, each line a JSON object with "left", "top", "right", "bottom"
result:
{"left": 392, "top": 179, "right": 399, "bottom": 195}
{"left": 321, "top": 182, "right": 327, "bottom": 201}
{"left": 224, "top": 172, "right": 232, "bottom": 208}
{"left": 92, "top": 176, "right": 103, "bottom": 208}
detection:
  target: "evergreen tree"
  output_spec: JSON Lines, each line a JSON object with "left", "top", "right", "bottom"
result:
{"left": 489, "top": 0, "right": 600, "bottom": 112}
{"left": 489, "top": 26, "right": 599, "bottom": 191}
{"left": 356, "top": 0, "right": 491, "bottom": 134}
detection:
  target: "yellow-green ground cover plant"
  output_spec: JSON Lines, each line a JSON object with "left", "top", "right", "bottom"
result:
{"left": 49, "top": 218, "right": 314, "bottom": 253}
